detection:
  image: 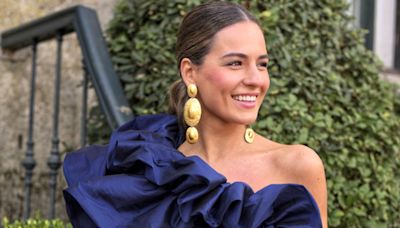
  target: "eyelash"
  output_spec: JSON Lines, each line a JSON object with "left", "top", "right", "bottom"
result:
{"left": 258, "top": 62, "right": 268, "bottom": 68}
{"left": 226, "top": 61, "right": 268, "bottom": 69}
{"left": 227, "top": 61, "right": 242, "bottom": 67}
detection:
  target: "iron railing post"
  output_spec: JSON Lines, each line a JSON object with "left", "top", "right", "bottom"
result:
{"left": 22, "top": 39, "right": 38, "bottom": 220}
{"left": 47, "top": 32, "right": 63, "bottom": 219}
{"left": 80, "top": 59, "right": 88, "bottom": 147}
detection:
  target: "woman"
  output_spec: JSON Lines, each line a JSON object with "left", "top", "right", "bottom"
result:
{"left": 64, "top": 1, "right": 327, "bottom": 227}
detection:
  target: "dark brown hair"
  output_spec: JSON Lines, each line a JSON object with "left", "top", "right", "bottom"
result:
{"left": 168, "top": 1, "right": 261, "bottom": 127}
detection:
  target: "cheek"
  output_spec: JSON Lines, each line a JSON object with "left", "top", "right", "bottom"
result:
{"left": 257, "top": 75, "right": 270, "bottom": 101}
{"left": 264, "top": 76, "right": 270, "bottom": 91}
{"left": 199, "top": 69, "right": 235, "bottom": 95}
{"left": 203, "top": 69, "right": 227, "bottom": 86}
{"left": 262, "top": 74, "right": 270, "bottom": 91}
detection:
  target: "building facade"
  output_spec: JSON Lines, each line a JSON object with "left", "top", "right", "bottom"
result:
{"left": 349, "top": 0, "right": 399, "bottom": 71}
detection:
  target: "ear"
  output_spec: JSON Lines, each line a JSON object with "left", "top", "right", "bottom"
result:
{"left": 180, "top": 58, "right": 197, "bottom": 86}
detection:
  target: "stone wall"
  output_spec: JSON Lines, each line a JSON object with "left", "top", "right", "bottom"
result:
{"left": 0, "top": 0, "right": 117, "bottom": 220}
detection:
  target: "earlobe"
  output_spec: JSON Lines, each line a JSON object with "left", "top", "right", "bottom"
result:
{"left": 180, "top": 58, "right": 196, "bottom": 86}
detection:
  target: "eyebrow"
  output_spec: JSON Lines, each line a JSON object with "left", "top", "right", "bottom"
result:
{"left": 221, "top": 52, "right": 269, "bottom": 60}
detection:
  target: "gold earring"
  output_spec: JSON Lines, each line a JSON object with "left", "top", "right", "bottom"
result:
{"left": 244, "top": 127, "right": 254, "bottom": 144}
{"left": 183, "top": 84, "right": 201, "bottom": 144}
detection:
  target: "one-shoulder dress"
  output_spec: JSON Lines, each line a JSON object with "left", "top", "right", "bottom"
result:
{"left": 63, "top": 114, "right": 322, "bottom": 227}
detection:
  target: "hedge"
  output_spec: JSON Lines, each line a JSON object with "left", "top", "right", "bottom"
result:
{"left": 2, "top": 217, "right": 72, "bottom": 228}
{"left": 101, "top": 0, "right": 400, "bottom": 226}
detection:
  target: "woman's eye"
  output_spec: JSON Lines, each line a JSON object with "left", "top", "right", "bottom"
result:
{"left": 257, "top": 62, "right": 268, "bottom": 69}
{"left": 227, "top": 61, "right": 242, "bottom": 67}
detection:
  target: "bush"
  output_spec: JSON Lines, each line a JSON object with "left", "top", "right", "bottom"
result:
{"left": 2, "top": 217, "right": 72, "bottom": 228}
{"left": 106, "top": 0, "right": 400, "bottom": 226}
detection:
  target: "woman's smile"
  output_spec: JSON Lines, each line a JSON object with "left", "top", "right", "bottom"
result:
{"left": 232, "top": 94, "right": 258, "bottom": 108}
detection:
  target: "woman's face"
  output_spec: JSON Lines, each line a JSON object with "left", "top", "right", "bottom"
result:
{"left": 193, "top": 21, "right": 269, "bottom": 126}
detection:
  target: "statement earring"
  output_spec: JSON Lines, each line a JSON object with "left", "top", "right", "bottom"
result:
{"left": 184, "top": 84, "right": 202, "bottom": 144}
{"left": 244, "top": 127, "right": 254, "bottom": 144}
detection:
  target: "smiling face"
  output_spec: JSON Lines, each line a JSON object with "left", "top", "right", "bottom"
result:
{"left": 191, "top": 21, "right": 269, "bottom": 126}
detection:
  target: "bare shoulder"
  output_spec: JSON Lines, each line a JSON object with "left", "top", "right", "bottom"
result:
{"left": 256, "top": 135, "right": 322, "bottom": 168}
{"left": 256, "top": 138, "right": 327, "bottom": 227}
{"left": 283, "top": 144, "right": 324, "bottom": 171}
{"left": 255, "top": 135, "right": 325, "bottom": 182}
{"left": 274, "top": 144, "right": 327, "bottom": 227}
{"left": 274, "top": 144, "right": 325, "bottom": 179}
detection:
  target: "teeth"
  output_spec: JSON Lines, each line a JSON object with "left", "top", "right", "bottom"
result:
{"left": 233, "top": 95, "right": 257, "bottom": 102}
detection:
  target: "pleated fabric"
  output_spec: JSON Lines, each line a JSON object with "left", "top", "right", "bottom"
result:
{"left": 63, "top": 114, "right": 322, "bottom": 228}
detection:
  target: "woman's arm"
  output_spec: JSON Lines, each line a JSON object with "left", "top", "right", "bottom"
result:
{"left": 290, "top": 145, "right": 328, "bottom": 227}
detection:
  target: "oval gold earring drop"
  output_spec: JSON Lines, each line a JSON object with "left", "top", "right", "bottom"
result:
{"left": 183, "top": 84, "right": 201, "bottom": 144}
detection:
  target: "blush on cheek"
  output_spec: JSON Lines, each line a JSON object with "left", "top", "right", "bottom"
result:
{"left": 204, "top": 69, "right": 232, "bottom": 88}
{"left": 205, "top": 69, "right": 240, "bottom": 90}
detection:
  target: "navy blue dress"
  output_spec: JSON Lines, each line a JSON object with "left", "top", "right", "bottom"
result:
{"left": 63, "top": 114, "right": 322, "bottom": 227}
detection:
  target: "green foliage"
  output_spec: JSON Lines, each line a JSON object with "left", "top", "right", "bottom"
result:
{"left": 87, "top": 105, "right": 112, "bottom": 145}
{"left": 106, "top": 0, "right": 400, "bottom": 227}
{"left": 2, "top": 216, "right": 72, "bottom": 228}
{"left": 106, "top": 0, "right": 201, "bottom": 114}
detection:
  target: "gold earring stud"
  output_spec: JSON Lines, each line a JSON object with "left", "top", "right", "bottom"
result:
{"left": 244, "top": 127, "right": 254, "bottom": 144}
{"left": 183, "top": 84, "right": 201, "bottom": 144}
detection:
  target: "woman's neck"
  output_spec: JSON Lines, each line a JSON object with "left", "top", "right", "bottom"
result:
{"left": 180, "top": 116, "right": 249, "bottom": 163}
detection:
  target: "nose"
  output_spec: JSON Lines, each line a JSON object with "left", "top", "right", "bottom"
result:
{"left": 243, "top": 65, "right": 268, "bottom": 87}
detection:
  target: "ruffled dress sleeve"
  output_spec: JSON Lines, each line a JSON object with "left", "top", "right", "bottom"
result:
{"left": 63, "top": 114, "right": 322, "bottom": 228}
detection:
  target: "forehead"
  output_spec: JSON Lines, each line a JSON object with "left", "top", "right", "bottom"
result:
{"left": 210, "top": 21, "right": 267, "bottom": 55}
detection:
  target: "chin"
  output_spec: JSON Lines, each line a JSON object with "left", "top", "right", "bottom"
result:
{"left": 232, "top": 114, "right": 258, "bottom": 125}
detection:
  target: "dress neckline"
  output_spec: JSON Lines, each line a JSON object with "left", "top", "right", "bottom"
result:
{"left": 174, "top": 148, "right": 304, "bottom": 195}
{"left": 109, "top": 113, "right": 313, "bottom": 195}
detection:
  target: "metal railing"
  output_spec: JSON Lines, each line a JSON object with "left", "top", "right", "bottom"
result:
{"left": 1, "top": 5, "right": 133, "bottom": 220}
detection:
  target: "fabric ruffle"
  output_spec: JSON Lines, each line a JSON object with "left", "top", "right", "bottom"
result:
{"left": 63, "top": 114, "right": 322, "bottom": 227}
